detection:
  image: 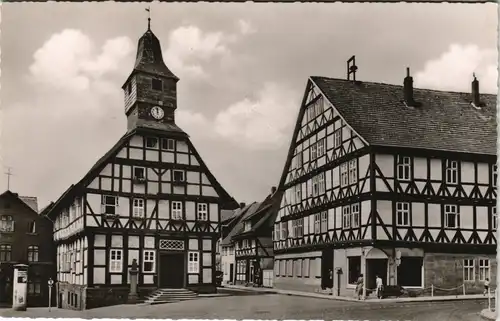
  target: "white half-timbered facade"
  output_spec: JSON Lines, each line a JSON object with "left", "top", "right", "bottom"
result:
{"left": 44, "top": 24, "right": 238, "bottom": 310}
{"left": 273, "top": 65, "right": 497, "bottom": 296}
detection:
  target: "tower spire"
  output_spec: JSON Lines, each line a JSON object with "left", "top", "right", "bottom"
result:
{"left": 145, "top": 6, "right": 151, "bottom": 30}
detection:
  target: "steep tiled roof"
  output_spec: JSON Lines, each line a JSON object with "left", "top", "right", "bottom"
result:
{"left": 19, "top": 196, "right": 38, "bottom": 213}
{"left": 311, "top": 76, "right": 497, "bottom": 155}
{"left": 221, "top": 202, "right": 261, "bottom": 246}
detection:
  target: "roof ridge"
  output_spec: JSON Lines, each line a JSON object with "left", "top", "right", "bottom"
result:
{"left": 310, "top": 75, "right": 497, "bottom": 96}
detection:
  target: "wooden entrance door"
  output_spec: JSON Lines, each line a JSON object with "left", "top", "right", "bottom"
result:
{"left": 159, "top": 253, "right": 185, "bottom": 288}
{"left": 229, "top": 264, "right": 234, "bottom": 283}
{"left": 321, "top": 249, "right": 334, "bottom": 289}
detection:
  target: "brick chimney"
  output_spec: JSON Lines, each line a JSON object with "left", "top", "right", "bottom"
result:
{"left": 239, "top": 202, "right": 246, "bottom": 209}
{"left": 404, "top": 67, "right": 414, "bottom": 106}
{"left": 271, "top": 186, "right": 277, "bottom": 194}
{"left": 471, "top": 74, "right": 483, "bottom": 108}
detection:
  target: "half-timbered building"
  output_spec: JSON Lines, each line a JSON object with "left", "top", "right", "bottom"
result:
{"left": 0, "top": 190, "right": 56, "bottom": 307}
{"left": 232, "top": 188, "right": 281, "bottom": 287}
{"left": 44, "top": 22, "right": 239, "bottom": 309}
{"left": 220, "top": 202, "right": 259, "bottom": 284}
{"left": 273, "top": 63, "right": 497, "bottom": 296}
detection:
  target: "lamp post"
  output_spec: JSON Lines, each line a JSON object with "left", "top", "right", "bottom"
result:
{"left": 47, "top": 278, "right": 53, "bottom": 312}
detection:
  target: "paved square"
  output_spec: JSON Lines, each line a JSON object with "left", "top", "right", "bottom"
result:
{"left": 0, "top": 291, "right": 490, "bottom": 321}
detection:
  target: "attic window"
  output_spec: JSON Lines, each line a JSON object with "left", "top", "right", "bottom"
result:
{"left": 152, "top": 78, "right": 163, "bottom": 91}
{"left": 126, "top": 83, "right": 132, "bottom": 95}
{"left": 145, "top": 137, "right": 158, "bottom": 148}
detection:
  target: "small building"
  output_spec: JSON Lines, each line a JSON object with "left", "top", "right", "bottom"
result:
{"left": 43, "top": 21, "right": 239, "bottom": 310}
{"left": 273, "top": 60, "right": 497, "bottom": 296}
{"left": 220, "top": 203, "right": 260, "bottom": 284}
{"left": 231, "top": 188, "right": 281, "bottom": 287}
{"left": 0, "top": 190, "right": 56, "bottom": 307}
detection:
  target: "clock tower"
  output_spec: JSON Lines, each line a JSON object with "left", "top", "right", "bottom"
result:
{"left": 122, "top": 19, "right": 180, "bottom": 132}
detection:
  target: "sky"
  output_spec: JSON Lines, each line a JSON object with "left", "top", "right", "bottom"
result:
{"left": 0, "top": 2, "right": 498, "bottom": 209}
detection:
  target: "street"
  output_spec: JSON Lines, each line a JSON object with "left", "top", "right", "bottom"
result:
{"left": 0, "top": 289, "right": 491, "bottom": 320}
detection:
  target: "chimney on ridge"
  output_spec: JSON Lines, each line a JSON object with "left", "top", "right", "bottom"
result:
{"left": 239, "top": 202, "right": 246, "bottom": 209}
{"left": 471, "top": 73, "right": 483, "bottom": 108}
{"left": 271, "top": 186, "right": 277, "bottom": 194}
{"left": 404, "top": 67, "right": 414, "bottom": 106}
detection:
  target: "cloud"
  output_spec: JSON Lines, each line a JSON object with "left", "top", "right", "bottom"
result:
{"left": 238, "top": 19, "right": 257, "bottom": 35}
{"left": 214, "top": 82, "right": 299, "bottom": 150}
{"left": 414, "top": 44, "right": 497, "bottom": 94}
{"left": 29, "top": 29, "right": 133, "bottom": 92}
{"left": 163, "top": 26, "right": 231, "bottom": 79}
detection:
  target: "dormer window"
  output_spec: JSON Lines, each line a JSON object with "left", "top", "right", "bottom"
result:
{"left": 152, "top": 78, "right": 163, "bottom": 91}
{"left": 244, "top": 221, "right": 252, "bottom": 232}
{"left": 145, "top": 137, "right": 158, "bottom": 148}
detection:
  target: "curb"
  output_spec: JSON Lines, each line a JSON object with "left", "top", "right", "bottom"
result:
{"left": 221, "top": 285, "right": 493, "bottom": 304}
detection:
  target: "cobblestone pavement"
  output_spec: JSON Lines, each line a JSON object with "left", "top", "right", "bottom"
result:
{"left": 0, "top": 293, "right": 491, "bottom": 320}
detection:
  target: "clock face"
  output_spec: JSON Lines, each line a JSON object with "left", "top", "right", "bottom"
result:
{"left": 150, "top": 106, "right": 165, "bottom": 120}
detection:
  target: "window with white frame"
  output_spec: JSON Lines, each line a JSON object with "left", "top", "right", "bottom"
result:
{"left": 493, "top": 206, "right": 497, "bottom": 231}
{"left": 351, "top": 204, "right": 360, "bottom": 228}
{"left": 102, "top": 195, "right": 118, "bottom": 215}
{"left": 493, "top": 164, "right": 497, "bottom": 187}
{"left": 173, "top": 170, "right": 185, "bottom": 182}
{"left": 311, "top": 143, "right": 318, "bottom": 160}
{"left": 343, "top": 206, "right": 351, "bottom": 229}
{"left": 348, "top": 160, "right": 357, "bottom": 184}
{"left": 295, "top": 184, "right": 302, "bottom": 203}
{"left": 197, "top": 203, "right": 208, "bottom": 221}
{"left": 445, "top": 160, "right": 458, "bottom": 184}
{"left": 320, "top": 211, "right": 328, "bottom": 233}
{"left": 334, "top": 129, "right": 342, "bottom": 148}
{"left": 133, "top": 166, "right": 145, "bottom": 179}
{"left": 281, "top": 221, "right": 288, "bottom": 239}
{"left": 340, "top": 163, "right": 349, "bottom": 187}
{"left": 397, "top": 156, "right": 411, "bottom": 181}
{"left": 274, "top": 224, "right": 280, "bottom": 241}
{"left": 188, "top": 252, "right": 199, "bottom": 273}
{"left": 396, "top": 202, "right": 410, "bottom": 226}
{"left": 479, "top": 259, "right": 490, "bottom": 281}
{"left": 444, "top": 204, "right": 459, "bottom": 229}
{"left": 291, "top": 220, "right": 297, "bottom": 238}
{"left": 0, "top": 215, "right": 14, "bottom": 232}
{"left": 296, "top": 152, "right": 303, "bottom": 169}
{"left": 133, "top": 199, "right": 145, "bottom": 218}
{"left": 312, "top": 173, "right": 325, "bottom": 197}
{"left": 145, "top": 137, "right": 158, "bottom": 148}
{"left": 109, "top": 249, "right": 123, "bottom": 273}
{"left": 317, "top": 139, "right": 325, "bottom": 157}
{"left": 161, "top": 138, "right": 175, "bottom": 151}
{"left": 297, "top": 218, "right": 304, "bottom": 237}
{"left": 314, "top": 214, "right": 321, "bottom": 233}
{"left": 463, "top": 259, "right": 475, "bottom": 281}
{"left": 171, "top": 201, "right": 183, "bottom": 220}
{"left": 143, "top": 250, "right": 155, "bottom": 272}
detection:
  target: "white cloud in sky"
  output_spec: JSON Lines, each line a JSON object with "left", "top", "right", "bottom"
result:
{"left": 238, "top": 19, "right": 257, "bottom": 35}
{"left": 415, "top": 44, "right": 498, "bottom": 94}
{"left": 29, "top": 29, "right": 134, "bottom": 92}
{"left": 163, "top": 26, "right": 231, "bottom": 79}
{"left": 214, "top": 82, "right": 299, "bottom": 150}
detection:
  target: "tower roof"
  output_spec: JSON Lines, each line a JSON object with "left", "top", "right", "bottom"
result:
{"left": 123, "top": 26, "right": 178, "bottom": 88}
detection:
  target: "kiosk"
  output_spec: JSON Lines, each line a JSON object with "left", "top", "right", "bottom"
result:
{"left": 12, "top": 264, "right": 28, "bottom": 311}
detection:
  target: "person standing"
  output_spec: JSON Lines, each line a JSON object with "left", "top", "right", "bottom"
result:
{"left": 483, "top": 278, "right": 490, "bottom": 295}
{"left": 376, "top": 275, "right": 383, "bottom": 299}
{"left": 355, "top": 274, "right": 364, "bottom": 300}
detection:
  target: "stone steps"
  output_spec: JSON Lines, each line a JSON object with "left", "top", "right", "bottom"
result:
{"left": 142, "top": 288, "right": 198, "bottom": 305}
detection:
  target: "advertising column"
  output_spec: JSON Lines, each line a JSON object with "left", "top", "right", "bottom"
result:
{"left": 12, "top": 264, "right": 28, "bottom": 311}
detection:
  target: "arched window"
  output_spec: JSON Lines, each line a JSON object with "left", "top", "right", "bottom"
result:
{"left": 0, "top": 215, "right": 14, "bottom": 232}
{"left": 28, "top": 245, "right": 39, "bottom": 262}
{"left": 0, "top": 245, "right": 12, "bottom": 261}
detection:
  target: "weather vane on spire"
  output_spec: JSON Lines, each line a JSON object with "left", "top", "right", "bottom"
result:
{"left": 145, "top": 6, "right": 151, "bottom": 30}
